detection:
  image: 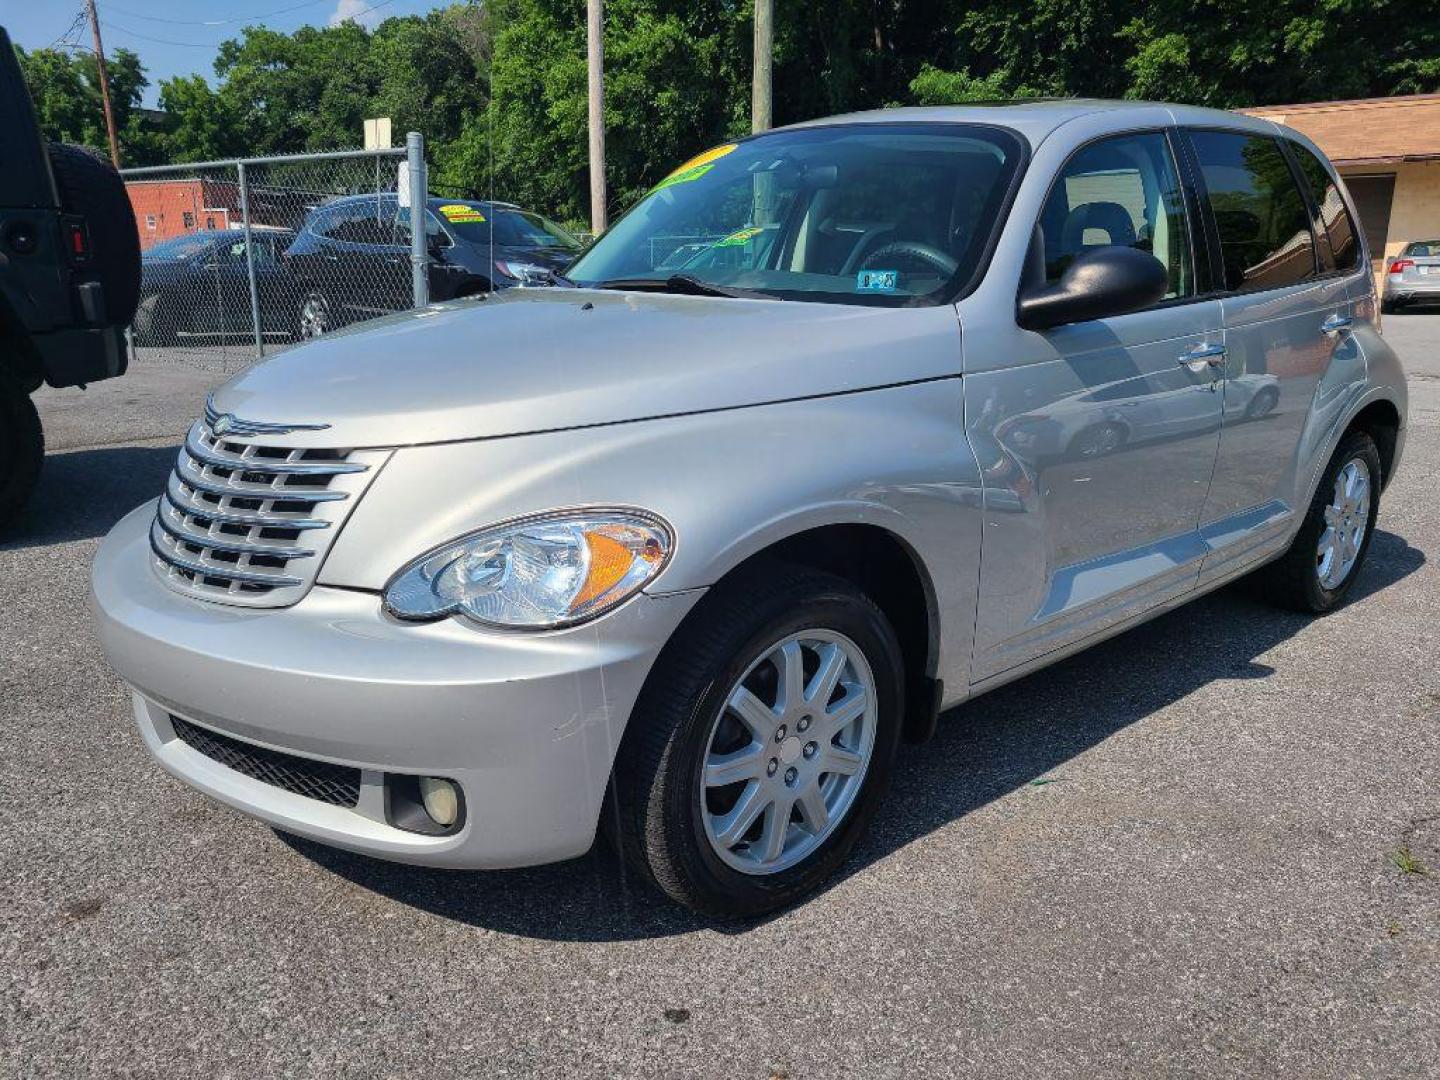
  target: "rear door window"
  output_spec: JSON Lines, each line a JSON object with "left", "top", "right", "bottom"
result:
{"left": 1188, "top": 130, "right": 1319, "bottom": 293}
{"left": 1287, "top": 140, "right": 1361, "bottom": 272}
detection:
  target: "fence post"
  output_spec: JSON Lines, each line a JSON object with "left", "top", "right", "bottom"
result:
{"left": 406, "top": 132, "right": 429, "bottom": 310}
{"left": 237, "top": 161, "right": 265, "bottom": 359}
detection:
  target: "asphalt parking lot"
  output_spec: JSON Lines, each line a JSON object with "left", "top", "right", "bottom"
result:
{"left": 3, "top": 317, "right": 1438, "bottom": 1078}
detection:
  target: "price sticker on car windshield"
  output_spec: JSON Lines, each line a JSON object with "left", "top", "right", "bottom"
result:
{"left": 653, "top": 144, "right": 737, "bottom": 193}
{"left": 856, "top": 269, "right": 899, "bottom": 293}
{"left": 715, "top": 226, "right": 763, "bottom": 248}
{"left": 439, "top": 203, "right": 485, "bottom": 224}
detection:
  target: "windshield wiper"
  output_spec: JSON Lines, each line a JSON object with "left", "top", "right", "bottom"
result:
{"left": 528, "top": 267, "right": 579, "bottom": 288}
{"left": 589, "top": 274, "right": 772, "bottom": 300}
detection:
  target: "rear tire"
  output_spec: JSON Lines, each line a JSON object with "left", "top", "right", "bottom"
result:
{"left": 1244, "top": 385, "right": 1279, "bottom": 420}
{"left": 131, "top": 292, "right": 176, "bottom": 346}
{"left": 0, "top": 374, "right": 44, "bottom": 530}
{"left": 609, "top": 564, "right": 904, "bottom": 919}
{"left": 1252, "top": 430, "right": 1381, "bottom": 613}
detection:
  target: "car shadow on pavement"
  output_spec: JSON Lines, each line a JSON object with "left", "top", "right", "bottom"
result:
{"left": 286, "top": 528, "right": 1425, "bottom": 942}
{"left": 0, "top": 444, "right": 175, "bottom": 551}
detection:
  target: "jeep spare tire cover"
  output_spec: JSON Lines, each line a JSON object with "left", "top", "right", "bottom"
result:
{"left": 47, "top": 143, "right": 141, "bottom": 326}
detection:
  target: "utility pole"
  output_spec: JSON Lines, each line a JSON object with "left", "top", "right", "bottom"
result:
{"left": 752, "top": 0, "right": 772, "bottom": 133}
{"left": 85, "top": 0, "right": 122, "bottom": 167}
{"left": 586, "top": 0, "right": 606, "bottom": 235}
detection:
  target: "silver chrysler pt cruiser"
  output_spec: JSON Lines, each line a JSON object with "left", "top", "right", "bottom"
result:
{"left": 93, "top": 101, "right": 1407, "bottom": 917}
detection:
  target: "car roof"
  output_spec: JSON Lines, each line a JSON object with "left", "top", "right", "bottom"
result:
{"left": 170, "top": 227, "right": 292, "bottom": 240}
{"left": 318, "top": 193, "right": 522, "bottom": 212}
{"left": 788, "top": 99, "right": 1282, "bottom": 144}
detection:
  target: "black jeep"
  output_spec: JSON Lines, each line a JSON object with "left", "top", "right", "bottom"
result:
{"left": 1, "top": 27, "right": 140, "bottom": 527}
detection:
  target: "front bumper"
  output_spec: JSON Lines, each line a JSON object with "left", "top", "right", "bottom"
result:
{"left": 92, "top": 504, "right": 702, "bottom": 868}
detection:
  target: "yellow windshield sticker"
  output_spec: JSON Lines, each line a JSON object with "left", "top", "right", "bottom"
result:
{"left": 715, "top": 226, "right": 763, "bottom": 248}
{"left": 439, "top": 203, "right": 485, "bottom": 223}
{"left": 653, "top": 143, "right": 737, "bottom": 193}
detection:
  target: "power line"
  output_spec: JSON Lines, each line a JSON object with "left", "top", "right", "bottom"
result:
{"left": 101, "top": 0, "right": 402, "bottom": 49}
{"left": 100, "top": 20, "right": 228, "bottom": 48}
{"left": 104, "top": 0, "right": 333, "bottom": 27}
{"left": 50, "top": 9, "right": 89, "bottom": 49}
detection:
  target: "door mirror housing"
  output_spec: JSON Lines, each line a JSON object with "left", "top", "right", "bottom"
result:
{"left": 1017, "top": 245, "right": 1169, "bottom": 332}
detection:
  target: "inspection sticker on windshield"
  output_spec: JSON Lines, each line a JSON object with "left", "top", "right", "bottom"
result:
{"left": 856, "top": 269, "right": 899, "bottom": 293}
{"left": 439, "top": 203, "right": 485, "bottom": 223}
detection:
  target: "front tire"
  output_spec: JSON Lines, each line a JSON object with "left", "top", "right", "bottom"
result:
{"left": 0, "top": 374, "right": 44, "bottom": 530}
{"left": 1253, "top": 430, "right": 1381, "bottom": 613}
{"left": 297, "top": 291, "right": 332, "bottom": 339}
{"left": 610, "top": 565, "right": 904, "bottom": 919}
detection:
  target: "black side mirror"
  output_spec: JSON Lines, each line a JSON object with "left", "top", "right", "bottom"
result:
{"left": 1017, "top": 244, "right": 1168, "bottom": 332}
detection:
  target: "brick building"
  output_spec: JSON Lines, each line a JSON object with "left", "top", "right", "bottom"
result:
{"left": 126, "top": 178, "right": 239, "bottom": 249}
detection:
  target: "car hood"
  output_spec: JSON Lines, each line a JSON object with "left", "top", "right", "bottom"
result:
{"left": 208, "top": 288, "right": 963, "bottom": 448}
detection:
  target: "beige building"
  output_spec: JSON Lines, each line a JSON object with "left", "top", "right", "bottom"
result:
{"left": 1241, "top": 94, "right": 1440, "bottom": 284}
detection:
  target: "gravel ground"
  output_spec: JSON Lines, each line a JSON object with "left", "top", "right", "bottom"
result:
{"left": 2, "top": 332, "right": 1438, "bottom": 1078}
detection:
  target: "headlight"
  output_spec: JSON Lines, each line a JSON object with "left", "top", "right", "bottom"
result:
{"left": 494, "top": 260, "right": 553, "bottom": 285}
{"left": 383, "top": 509, "right": 673, "bottom": 629}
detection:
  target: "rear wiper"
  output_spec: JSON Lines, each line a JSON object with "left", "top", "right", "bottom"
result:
{"left": 590, "top": 274, "right": 772, "bottom": 300}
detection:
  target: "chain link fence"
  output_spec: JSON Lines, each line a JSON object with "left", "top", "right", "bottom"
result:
{"left": 122, "top": 138, "right": 428, "bottom": 373}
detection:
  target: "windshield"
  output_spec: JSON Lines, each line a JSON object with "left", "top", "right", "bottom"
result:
{"left": 440, "top": 205, "right": 583, "bottom": 251}
{"left": 1404, "top": 241, "right": 1440, "bottom": 257}
{"left": 144, "top": 234, "right": 219, "bottom": 261}
{"left": 568, "top": 123, "right": 1023, "bottom": 304}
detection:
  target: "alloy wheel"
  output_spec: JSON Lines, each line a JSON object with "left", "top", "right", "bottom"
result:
{"left": 700, "top": 629, "right": 877, "bottom": 876}
{"left": 1316, "top": 457, "right": 1371, "bottom": 590}
{"left": 299, "top": 295, "right": 330, "bottom": 339}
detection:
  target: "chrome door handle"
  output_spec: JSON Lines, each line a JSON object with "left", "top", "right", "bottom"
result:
{"left": 1321, "top": 314, "right": 1353, "bottom": 335}
{"left": 1179, "top": 342, "right": 1227, "bottom": 371}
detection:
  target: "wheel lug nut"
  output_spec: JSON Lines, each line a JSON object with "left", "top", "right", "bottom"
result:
{"left": 774, "top": 725, "right": 787, "bottom": 743}
{"left": 797, "top": 716, "right": 810, "bottom": 732}
{"left": 784, "top": 767, "right": 798, "bottom": 786}
{"left": 767, "top": 758, "right": 778, "bottom": 776}
{"left": 803, "top": 741, "right": 817, "bottom": 759}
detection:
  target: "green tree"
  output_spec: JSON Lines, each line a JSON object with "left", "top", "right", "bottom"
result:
{"left": 17, "top": 0, "right": 1440, "bottom": 222}
{"left": 14, "top": 44, "right": 157, "bottom": 161}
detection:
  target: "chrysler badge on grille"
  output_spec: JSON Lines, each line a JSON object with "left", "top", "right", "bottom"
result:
{"left": 204, "top": 394, "right": 331, "bottom": 438}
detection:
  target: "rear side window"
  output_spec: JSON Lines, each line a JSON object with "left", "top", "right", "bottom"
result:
{"left": 1287, "top": 141, "right": 1361, "bottom": 271}
{"left": 1189, "top": 131, "right": 1318, "bottom": 293}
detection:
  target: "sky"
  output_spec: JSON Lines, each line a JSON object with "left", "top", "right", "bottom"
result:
{"left": 7, "top": 0, "right": 446, "bottom": 105}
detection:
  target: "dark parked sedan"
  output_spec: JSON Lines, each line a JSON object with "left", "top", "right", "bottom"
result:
{"left": 283, "top": 195, "right": 583, "bottom": 338}
{"left": 134, "top": 229, "right": 295, "bottom": 346}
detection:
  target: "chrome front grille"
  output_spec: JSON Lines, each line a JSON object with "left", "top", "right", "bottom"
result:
{"left": 150, "top": 408, "right": 389, "bottom": 607}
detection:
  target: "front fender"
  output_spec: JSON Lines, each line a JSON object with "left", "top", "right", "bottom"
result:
{"left": 321, "top": 379, "right": 984, "bottom": 692}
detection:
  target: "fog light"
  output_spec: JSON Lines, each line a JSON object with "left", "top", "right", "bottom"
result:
{"left": 418, "top": 776, "right": 459, "bottom": 827}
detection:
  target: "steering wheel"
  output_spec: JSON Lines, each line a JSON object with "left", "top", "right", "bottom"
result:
{"left": 860, "top": 241, "right": 959, "bottom": 278}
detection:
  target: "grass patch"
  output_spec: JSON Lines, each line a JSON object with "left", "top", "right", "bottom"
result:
{"left": 1389, "top": 847, "right": 1430, "bottom": 876}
